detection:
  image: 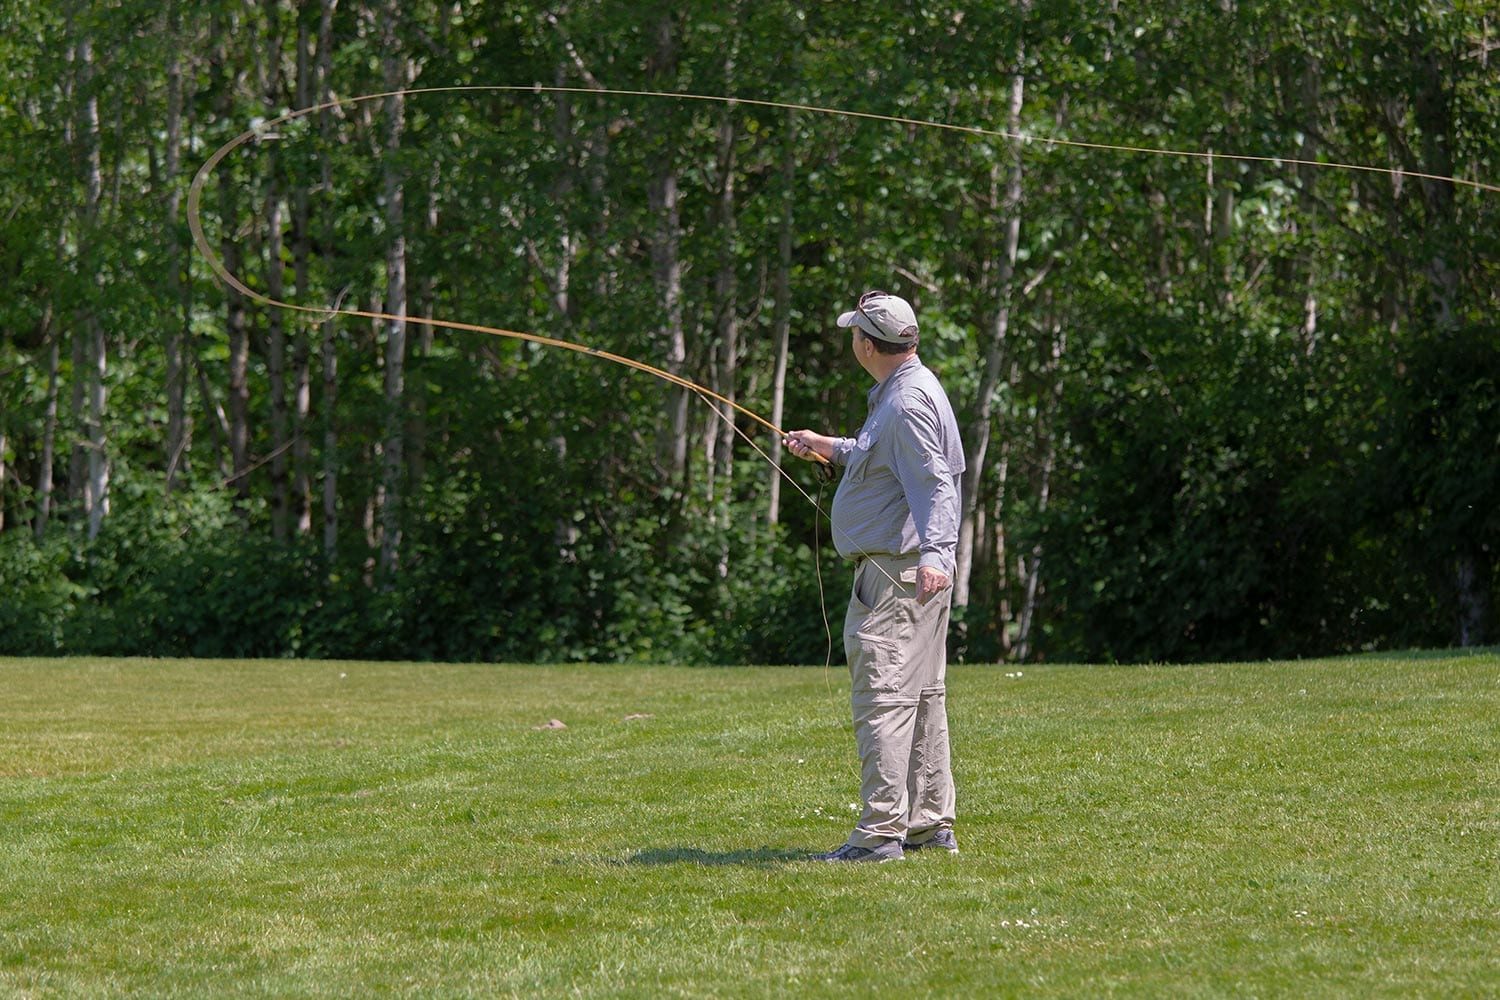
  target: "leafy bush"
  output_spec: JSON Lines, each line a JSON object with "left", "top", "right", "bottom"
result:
{"left": 0, "top": 531, "right": 85, "bottom": 654}
{"left": 0, "top": 474, "right": 845, "bottom": 665}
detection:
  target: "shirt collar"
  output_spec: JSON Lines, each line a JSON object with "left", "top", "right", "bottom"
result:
{"left": 868, "top": 355, "right": 923, "bottom": 405}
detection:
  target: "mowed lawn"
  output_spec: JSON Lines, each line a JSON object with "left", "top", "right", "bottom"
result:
{"left": 1, "top": 652, "right": 1496, "bottom": 998}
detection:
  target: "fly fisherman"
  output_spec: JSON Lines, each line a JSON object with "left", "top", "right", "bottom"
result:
{"left": 784, "top": 290, "right": 966, "bottom": 863}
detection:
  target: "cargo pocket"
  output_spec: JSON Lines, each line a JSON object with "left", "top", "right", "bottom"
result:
{"left": 844, "top": 557, "right": 922, "bottom": 701}
{"left": 848, "top": 630, "right": 903, "bottom": 698}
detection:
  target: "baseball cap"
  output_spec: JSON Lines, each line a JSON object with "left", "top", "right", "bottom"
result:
{"left": 836, "top": 290, "right": 918, "bottom": 343}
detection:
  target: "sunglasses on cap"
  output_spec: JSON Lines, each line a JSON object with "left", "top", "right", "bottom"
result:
{"left": 854, "top": 290, "right": 917, "bottom": 341}
{"left": 855, "top": 289, "right": 889, "bottom": 327}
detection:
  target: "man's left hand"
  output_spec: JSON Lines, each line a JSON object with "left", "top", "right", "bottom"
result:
{"left": 916, "top": 567, "right": 950, "bottom": 604}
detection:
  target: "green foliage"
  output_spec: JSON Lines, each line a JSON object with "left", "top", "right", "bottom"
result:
{"left": 0, "top": 466, "right": 842, "bottom": 664}
{"left": 1366, "top": 321, "right": 1500, "bottom": 646}
{"left": 0, "top": 533, "right": 83, "bottom": 653}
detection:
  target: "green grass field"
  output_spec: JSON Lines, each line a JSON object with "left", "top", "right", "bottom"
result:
{"left": 2, "top": 653, "right": 1496, "bottom": 998}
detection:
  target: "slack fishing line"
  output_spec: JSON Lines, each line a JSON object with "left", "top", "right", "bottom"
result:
{"left": 186, "top": 86, "right": 860, "bottom": 701}
{"left": 189, "top": 83, "right": 1497, "bottom": 490}
{"left": 189, "top": 84, "right": 1492, "bottom": 697}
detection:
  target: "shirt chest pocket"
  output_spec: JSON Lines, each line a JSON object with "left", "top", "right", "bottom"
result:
{"left": 845, "top": 422, "right": 883, "bottom": 485}
{"left": 844, "top": 440, "right": 877, "bottom": 485}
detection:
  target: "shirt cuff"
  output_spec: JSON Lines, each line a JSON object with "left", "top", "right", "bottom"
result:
{"left": 918, "top": 551, "right": 951, "bottom": 575}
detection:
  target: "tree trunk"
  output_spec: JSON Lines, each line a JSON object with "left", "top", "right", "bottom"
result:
{"left": 222, "top": 170, "right": 251, "bottom": 503}
{"left": 707, "top": 105, "right": 741, "bottom": 580}
{"left": 1296, "top": 51, "right": 1322, "bottom": 355}
{"left": 990, "top": 447, "right": 1011, "bottom": 658}
{"left": 35, "top": 336, "right": 60, "bottom": 540}
{"left": 318, "top": 0, "right": 339, "bottom": 556}
{"left": 321, "top": 303, "right": 340, "bottom": 557}
{"left": 956, "top": 63, "right": 1026, "bottom": 615}
{"left": 407, "top": 160, "right": 439, "bottom": 491}
{"left": 162, "top": 11, "right": 192, "bottom": 492}
{"left": 258, "top": 2, "right": 289, "bottom": 542}
{"left": 767, "top": 113, "right": 796, "bottom": 526}
{"left": 69, "top": 331, "right": 86, "bottom": 507}
{"left": 546, "top": 66, "right": 577, "bottom": 327}
{"left": 84, "top": 320, "right": 109, "bottom": 541}
{"left": 378, "top": 51, "right": 409, "bottom": 582}
{"left": 545, "top": 75, "right": 580, "bottom": 562}
{"left": 647, "top": 12, "right": 689, "bottom": 480}
{"left": 266, "top": 184, "right": 291, "bottom": 542}
{"left": 650, "top": 172, "right": 689, "bottom": 480}
{"left": 75, "top": 32, "right": 110, "bottom": 540}
{"left": 709, "top": 108, "right": 740, "bottom": 502}
{"left": 291, "top": 13, "right": 314, "bottom": 535}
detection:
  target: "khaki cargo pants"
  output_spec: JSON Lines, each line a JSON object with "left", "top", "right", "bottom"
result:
{"left": 842, "top": 552, "right": 956, "bottom": 849}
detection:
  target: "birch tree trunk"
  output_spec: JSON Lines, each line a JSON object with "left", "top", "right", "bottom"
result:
{"left": 162, "top": 11, "right": 192, "bottom": 492}
{"left": 69, "top": 332, "right": 86, "bottom": 505}
{"left": 408, "top": 159, "right": 439, "bottom": 492}
{"left": 647, "top": 13, "right": 689, "bottom": 480}
{"left": 266, "top": 183, "right": 291, "bottom": 542}
{"left": 84, "top": 319, "right": 109, "bottom": 540}
{"left": 259, "top": 0, "right": 291, "bottom": 542}
{"left": 321, "top": 301, "right": 340, "bottom": 556}
{"left": 545, "top": 75, "right": 581, "bottom": 561}
{"left": 291, "top": 12, "right": 315, "bottom": 535}
{"left": 545, "top": 65, "right": 577, "bottom": 327}
{"left": 223, "top": 10, "right": 259, "bottom": 508}
{"left": 955, "top": 61, "right": 1026, "bottom": 617}
{"left": 377, "top": 31, "right": 409, "bottom": 581}
{"left": 318, "top": 0, "right": 340, "bottom": 557}
{"left": 767, "top": 114, "right": 795, "bottom": 526}
{"left": 74, "top": 31, "right": 110, "bottom": 540}
{"left": 709, "top": 108, "right": 739, "bottom": 502}
{"left": 707, "top": 103, "right": 741, "bottom": 580}
{"left": 213, "top": 18, "right": 250, "bottom": 503}
{"left": 1295, "top": 53, "right": 1322, "bottom": 355}
{"left": 224, "top": 173, "right": 250, "bottom": 503}
{"left": 35, "top": 336, "right": 59, "bottom": 540}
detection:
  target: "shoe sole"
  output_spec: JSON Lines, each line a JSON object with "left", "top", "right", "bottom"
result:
{"left": 813, "top": 853, "right": 905, "bottom": 863}
{"left": 902, "top": 841, "right": 959, "bottom": 854}
{"left": 812, "top": 848, "right": 905, "bottom": 863}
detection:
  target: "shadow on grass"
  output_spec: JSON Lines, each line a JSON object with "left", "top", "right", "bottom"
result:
{"left": 623, "top": 846, "right": 810, "bottom": 868}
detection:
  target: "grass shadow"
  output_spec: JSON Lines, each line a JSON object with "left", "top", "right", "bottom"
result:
{"left": 624, "top": 846, "right": 810, "bottom": 868}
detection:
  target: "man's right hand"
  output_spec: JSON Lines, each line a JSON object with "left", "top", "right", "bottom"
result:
{"left": 783, "top": 429, "right": 834, "bottom": 463}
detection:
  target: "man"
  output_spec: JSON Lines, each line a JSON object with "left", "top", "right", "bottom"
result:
{"left": 784, "top": 289, "right": 966, "bottom": 863}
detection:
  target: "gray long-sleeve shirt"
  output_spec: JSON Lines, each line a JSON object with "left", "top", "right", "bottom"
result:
{"left": 829, "top": 356, "right": 966, "bottom": 576}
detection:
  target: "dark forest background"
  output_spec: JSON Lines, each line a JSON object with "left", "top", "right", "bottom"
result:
{"left": 2, "top": 1, "right": 1496, "bottom": 664}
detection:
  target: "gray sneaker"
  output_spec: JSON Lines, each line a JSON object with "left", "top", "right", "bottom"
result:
{"left": 812, "top": 840, "right": 905, "bottom": 863}
{"left": 903, "top": 829, "right": 959, "bottom": 854}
